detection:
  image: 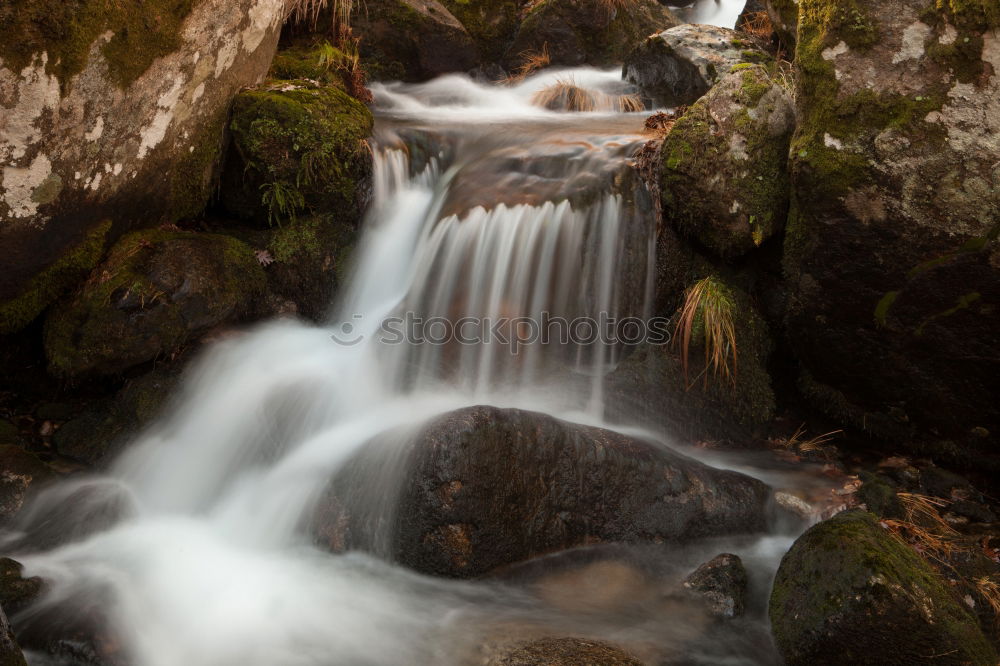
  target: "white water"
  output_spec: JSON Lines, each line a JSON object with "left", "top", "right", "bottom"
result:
{"left": 5, "top": 65, "right": 809, "bottom": 666}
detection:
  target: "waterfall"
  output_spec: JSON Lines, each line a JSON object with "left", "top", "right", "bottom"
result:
{"left": 4, "top": 67, "right": 797, "bottom": 666}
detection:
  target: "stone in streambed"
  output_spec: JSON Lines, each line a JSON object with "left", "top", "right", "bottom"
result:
{"left": 485, "top": 637, "right": 644, "bottom": 665}
{"left": 504, "top": 0, "right": 680, "bottom": 70}
{"left": 769, "top": 510, "right": 996, "bottom": 665}
{"left": 659, "top": 64, "right": 795, "bottom": 259}
{"left": 0, "top": 604, "right": 27, "bottom": 666}
{"left": 623, "top": 24, "right": 769, "bottom": 108}
{"left": 683, "top": 553, "right": 748, "bottom": 619}
{"left": 0, "top": 446, "right": 55, "bottom": 524}
{"left": 313, "top": 405, "right": 773, "bottom": 578}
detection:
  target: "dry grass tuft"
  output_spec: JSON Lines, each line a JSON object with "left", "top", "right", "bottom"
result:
{"left": 775, "top": 424, "right": 843, "bottom": 453}
{"left": 673, "top": 276, "right": 738, "bottom": 388}
{"left": 287, "top": 0, "right": 355, "bottom": 42}
{"left": 503, "top": 44, "right": 551, "bottom": 85}
{"left": 616, "top": 93, "right": 644, "bottom": 113}
{"left": 975, "top": 576, "right": 1000, "bottom": 624}
{"left": 740, "top": 10, "right": 774, "bottom": 39}
{"left": 317, "top": 39, "right": 372, "bottom": 102}
{"left": 532, "top": 78, "right": 598, "bottom": 112}
{"left": 882, "top": 493, "right": 962, "bottom": 566}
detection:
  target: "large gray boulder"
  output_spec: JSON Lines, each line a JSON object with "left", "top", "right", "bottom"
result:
{"left": 0, "top": 0, "right": 287, "bottom": 334}
{"left": 623, "top": 24, "right": 768, "bottom": 108}
{"left": 313, "top": 406, "right": 773, "bottom": 578}
{"left": 782, "top": 0, "right": 1000, "bottom": 465}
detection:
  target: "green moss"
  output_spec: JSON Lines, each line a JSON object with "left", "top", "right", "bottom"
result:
{"left": 0, "top": 0, "right": 196, "bottom": 88}
{"left": 226, "top": 81, "right": 373, "bottom": 225}
{"left": 441, "top": 0, "right": 522, "bottom": 62}
{"left": 0, "top": 220, "right": 111, "bottom": 334}
{"left": 770, "top": 511, "right": 997, "bottom": 664}
{"left": 44, "top": 229, "right": 264, "bottom": 377}
{"left": 169, "top": 107, "right": 228, "bottom": 221}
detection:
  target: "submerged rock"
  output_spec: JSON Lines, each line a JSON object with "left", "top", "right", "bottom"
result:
{"left": 485, "top": 637, "right": 643, "bottom": 665}
{"left": 0, "top": 559, "right": 44, "bottom": 616}
{"left": 220, "top": 81, "right": 373, "bottom": 226}
{"left": 314, "top": 405, "right": 772, "bottom": 578}
{"left": 769, "top": 510, "right": 996, "bottom": 665}
{"left": 683, "top": 553, "right": 747, "bottom": 619}
{"left": 352, "top": 0, "right": 479, "bottom": 81}
{"left": 0, "top": 605, "right": 27, "bottom": 666}
{"left": 0, "top": 0, "right": 285, "bottom": 334}
{"left": 623, "top": 24, "right": 768, "bottom": 108}
{"left": 659, "top": 64, "right": 795, "bottom": 259}
{"left": 782, "top": 0, "right": 1000, "bottom": 465}
{"left": 44, "top": 230, "right": 265, "bottom": 377}
{"left": 504, "top": 0, "right": 679, "bottom": 70}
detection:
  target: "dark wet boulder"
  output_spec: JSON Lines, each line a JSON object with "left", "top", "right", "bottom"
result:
{"left": 220, "top": 81, "right": 373, "bottom": 226}
{"left": 660, "top": 64, "right": 795, "bottom": 259}
{"left": 782, "top": 0, "right": 1000, "bottom": 467}
{"left": 43, "top": 230, "right": 265, "bottom": 377}
{"left": 0, "top": 446, "right": 55, "bottom": 523}
{"left": 314, "top": 405, "right": 772, "bottom": 578}
{"left": 504, "top": 0, "right": 680, "bottom": 69}
{"left": 352, "top": 0, "right": 479, "bottom": 81}
{"left": 624, "top": 24, "right": 768, "bottom": 108}
{"left": 769, "top": 510, "right": 997, "bottom": 665}
{"left": 440, "top": 0, "right": 528, "bottom": 64}
{"left": 605, "top": 274, "right": 776, "bottom": 443}
{"left": 0, "top": 559, "right": 44, "bottom": 617}
{"left": 735, "top": 0, "right": 767, "bottom": 33}
{"left": 0, "top": 0, "right": 285, "bottom": 335}
{"left": 683, "top": 553, "right": 747, "bottom": 619}
{"left": 0, "top": 605, "right": 26, "bottom": 666}
{"left": 485, "top": 637, "right": 643, "bottom": 665}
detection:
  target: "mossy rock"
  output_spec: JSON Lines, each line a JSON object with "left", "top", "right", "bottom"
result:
{"left": 269, "top": 43, "right": 347, "bottom": 89}
{"left": 43, "top": 229, "right": 265, "bottom": 377}
{"left": 220, "top": 80, "right": 373, "bottom": 225}
{"left": 623, "top": 24, "right": 768, "bottom": 108}
{"left": 504, "top": 0, "right": 680, "bottom": 69}
{"left": 769, "top": 510, "right": 997, "bottom": 665}
{"left": 264, "top": 213, "right": 358, "bottom": 320}
{"left": 660, "top": 64, "right": 795, "bottom": 259}
{"left": 351, "top": 0, "right": 479, "bottom": 81}
{"left": 440, "top": 0, "right": 528, "bottom": 63}
{"left": 0, "top": 221, "right": 111, "bottom": 335}
{"left": 0, "top": 0, "right": 195, "bottom": 88}
{"left": 782, "top": 0, "right": 1000, "bottom": 462}
{"left": 606, "top": 273, "right": 776, "bottom": 442}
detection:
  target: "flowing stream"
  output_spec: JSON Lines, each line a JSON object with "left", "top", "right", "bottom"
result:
{"left": 4, "top": 58, "right": 829, "bottom": 666}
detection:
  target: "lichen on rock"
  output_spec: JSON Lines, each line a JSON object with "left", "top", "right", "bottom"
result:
{"left": 660, "top": 63, "right": 796, "bottom": 259}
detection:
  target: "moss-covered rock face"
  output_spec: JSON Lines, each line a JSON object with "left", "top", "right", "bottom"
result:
{"left": 351, "top": 0, "right": 479, "bottom": 81}
{"left": 504, "top": 0, "right": 679, "bottom": 70}
{"left": 769, "top": 510, "right": 997, "bottom": 665}
{"left": 783, "top": 0, "right": 1000, "bottom": 463}
{"left": 605, "top": 273, "right": 776, "bottom": 443}
{"left": 0, "top": 0, "right": 286, "bottom": 335}
{"left": 624, "top": 24, "right": 769, "bottom": 108}
{"left": 660, "top": 64, "right": 795, "bottom": 259}
{"left": 265, "top": 214, "right": 358, "bottom": 320}
{"left": 220, "top": 81, "right": 373, "bottom": 225}
{"left": 440, "top": 0, "right": 528, "bottom": 63}
{"left": 43, "top": 230, "right": 265, "bottom": 378}
{"left": 0, "top": 445, "right": 54, "bottom": 523}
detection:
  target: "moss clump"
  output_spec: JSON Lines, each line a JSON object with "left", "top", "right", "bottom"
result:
{"left": 770, "top": 510, "right": 996, "bottom": 665}
{"left": 441, "top": 0, "right": 524, "bottom": 62}
{"left": 0, "top": 0, "right": 195, "bottom": 88}
{"left": 660, "top": 65, "right": 793, "bottom": 259}
{"left": 0, "top": 220, "right": 111, "bottom": 334}
{"left": 222, "top": 81, "right": 373, "bottom": 226}
{"left": 44, "top": 229, "right": 265, "bottom": 377}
